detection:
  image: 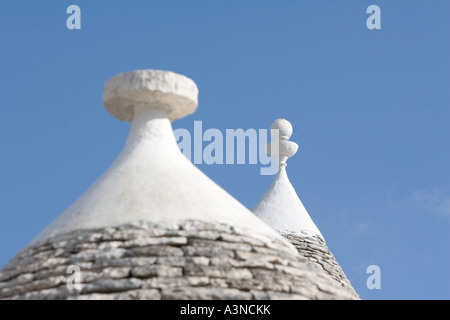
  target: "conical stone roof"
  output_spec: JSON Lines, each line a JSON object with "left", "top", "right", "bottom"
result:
{"left": 252, "top": 119, "right": 359, "bottom": 299}
{"left": 0, "top": 70, "right": 357, "bottom": 300}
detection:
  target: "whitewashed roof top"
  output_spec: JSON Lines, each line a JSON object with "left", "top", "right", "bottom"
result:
{"left": 252, "top": 119, "right": 322, "bottom": 238}
{"left": 32, "top": 70, "right": 284, "bottom": 245}
{"left": 252, "top": 119, "right": 359, "bottom": 298}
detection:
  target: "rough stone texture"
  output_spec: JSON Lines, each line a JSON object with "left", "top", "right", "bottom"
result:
{"left": 283, "top": 233, "right": 359, "bottom": 299}
{"left": 0, "top": 220, "right": 358, "bottom": 300}
{"left": 103, "top": 69, "right": 199, "bottom": 122}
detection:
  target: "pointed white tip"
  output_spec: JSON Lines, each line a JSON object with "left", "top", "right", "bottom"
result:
{"left": 254, "top": 118, "right": 323, "bottom": 238}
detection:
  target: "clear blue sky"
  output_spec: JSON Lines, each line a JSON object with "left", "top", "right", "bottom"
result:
{"left": 1, "top": 1, "right": 449, "bottom": 300}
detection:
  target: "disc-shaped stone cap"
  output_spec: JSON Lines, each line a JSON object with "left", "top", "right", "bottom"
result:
{"left": 103, "top": 69, "right": 199, "bottom": 122}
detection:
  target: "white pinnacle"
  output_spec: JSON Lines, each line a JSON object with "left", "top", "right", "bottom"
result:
{"left": 267, "top": 119, "right": 298, "bottom": 168}
{"left": 253, "top": 119, "right": 323, "bottom": 238}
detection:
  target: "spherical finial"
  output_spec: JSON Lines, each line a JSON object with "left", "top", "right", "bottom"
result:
{"left": 103, "top": 69, "right": 198, "bottom": 122}
{"left": 270, "top": 118, "right": 293, "bottom": 140}
{"left": 267, "top": 118, "right": 298, "bottom": 168}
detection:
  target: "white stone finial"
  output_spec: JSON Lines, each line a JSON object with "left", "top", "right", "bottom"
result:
{"left": 267, "top": 119, "right": 299, "bottom": 168}
{"left": 270, "top": 118, "right": 293, "bottom": 140}
{"left": 103, "top": 69, "right": 199, "bottom": 122}
{"left": 253, "top": 118, "right": 322, "bottom": 238}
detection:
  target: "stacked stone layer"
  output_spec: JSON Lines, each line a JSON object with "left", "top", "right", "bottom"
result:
{"left": 0, "top": 220, "right": 356, "bottom": 300}
{"left": 284, "top": 233, "right": 358, "bottom": 298}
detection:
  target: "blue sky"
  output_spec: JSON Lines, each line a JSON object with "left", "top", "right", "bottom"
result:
{"left": 1, "top": 1, "right": 449, "bottom": 299}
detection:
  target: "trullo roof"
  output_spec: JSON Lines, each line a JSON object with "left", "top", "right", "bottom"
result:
{"left": 252, "top": 119, "right": 359, "bottom": 298}
{"left": 0, "top": 70, "right": 357, "bottom": 300}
